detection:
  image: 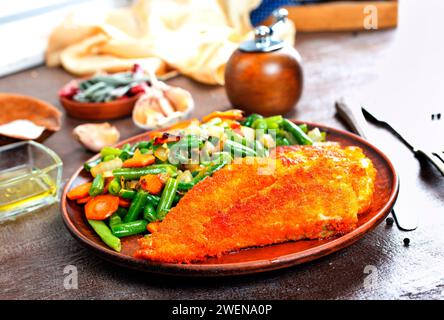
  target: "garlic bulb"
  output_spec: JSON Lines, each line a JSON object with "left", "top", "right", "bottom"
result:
{"left": 132, "top": 72, "right": 194, "bottom": 130}
{"left": 73, "top": 122, "right": 120, "bottom": 152}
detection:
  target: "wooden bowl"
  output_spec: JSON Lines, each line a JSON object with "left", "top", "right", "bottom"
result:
{"left": 60, "top": 95, "right": 141, "bottom": 120}
{"left": 61, "top": 121, "right": 399, "bottom": 277}
{"left": 0, "top": 93, "right": 62, "bottom": 145}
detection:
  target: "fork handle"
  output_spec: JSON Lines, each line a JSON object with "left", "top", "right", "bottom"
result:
{"left": 416, "top": 150, "right": 444, "bottom": 176}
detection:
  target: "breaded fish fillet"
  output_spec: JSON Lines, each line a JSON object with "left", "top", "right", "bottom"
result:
{"left": 135, "top": 144, "right": 376, "bottom": 263}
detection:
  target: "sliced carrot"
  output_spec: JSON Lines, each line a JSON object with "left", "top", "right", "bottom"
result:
{"left": 230, "top": 121, "right": 242, "bottom": 130}
{"left": 168, "top": 118, "right": 200, "bottom": 131}
{"left": 118, "top": 198, "right": 131, "bottom": 208}
{"left": 77, "top": 196, "right": 92, "bottom": 205}
{"left": 147, "top": 131, "right": 164, "bottom": 140}
{"left": 202, "top": 109, "right": 244, "bottom": 123}
{"left": 147, "top": 221, "right": 160, "bottom": 233}
{"left": 123, "top": 149, "right": 155, "bottom": 168}
{"left": 67, "top": 182, "right": 92, "bottom": 200}
{"left": 85, "top": 195, "right": 119, "bottom": 220}
{"left": 140, "top": 174, "right": 164, "bottom": 195}
{"left": 147, "top": 118, "right": 200, "bottom": 140}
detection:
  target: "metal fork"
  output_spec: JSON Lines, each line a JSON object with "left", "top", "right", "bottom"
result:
{"left": 362, "top": 109, "right": 444, "bottom": 176}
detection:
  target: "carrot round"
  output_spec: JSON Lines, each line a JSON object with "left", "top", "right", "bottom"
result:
{"left": 202, "top": 109, "right": 244, "bottom": 123}
{"left": 118, "top": 198, "right": 131, "bottom": 208}
{"left": 85, "top": 195, "right": 119, "bottom": 220}
{"left": 77, "top": 196, "right": 92, "bottom": 205}
{"left": 140, "top": 174, "right": 164, "bottom": 195}
{"left": 123, "top": 150, "right": 155, "bottom": 168}
{"left": 67, "top": 182, "right": 92, "bottom": 200}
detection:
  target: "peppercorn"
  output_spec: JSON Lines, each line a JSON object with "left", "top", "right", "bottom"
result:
{"left": 386, "top": 217, "right": 394, "bottom": 226}
{"left": 403, "top": 238, "right": 410, "bottom": 246}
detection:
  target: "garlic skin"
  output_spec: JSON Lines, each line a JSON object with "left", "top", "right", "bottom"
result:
{"left": 73, "top": 122, "right": 120, "bottom": 152}
{"left": 0, "top": 120, "right": 46, "bottom": 140}
{"left": 132, "top": 82, "right": 194, "bottom": 130}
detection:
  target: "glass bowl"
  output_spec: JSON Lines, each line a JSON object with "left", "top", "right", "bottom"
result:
{"left": 0, "top": 141, "right": 63, "bottom": 222}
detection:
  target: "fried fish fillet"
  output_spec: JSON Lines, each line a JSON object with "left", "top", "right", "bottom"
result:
{"left": 135, "top": 144, "right": 376, "bottom": 263}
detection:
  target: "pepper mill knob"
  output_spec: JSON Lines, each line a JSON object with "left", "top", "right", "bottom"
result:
{"left": 225, "top": 9, "right": 303, "bottom": 116}
{"left": 255, "top": 25, "right": 270, "bottom": 41}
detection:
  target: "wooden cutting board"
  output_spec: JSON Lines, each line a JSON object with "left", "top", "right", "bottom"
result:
{"left": 264, "top": 1, "right": 398, "bottom": 32}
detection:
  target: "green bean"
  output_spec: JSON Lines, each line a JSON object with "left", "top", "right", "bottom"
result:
{"left": 223, "top": 140, "right": 257, "bottom": 157}
{"left": 120, "top": 190, "right": 160, "bottom": 207}
{"left": 108, "top": 178, "right": 121, "bottom": 196}
{"left": 130, "top": 141, "right": 151, "bottom": 152}
{"left": 252, "top": 118, "right": 268, "bottom": 130}
{"left": 225, "top": 129, "right": 244, "bottom": 144}
{"left": 168, "top": 135, "right": 204, "bottom": 164}
{"left": 282, "top": 131, "right": 298, "bottom": 145}
{"left": 139, "top": 148, "right": 151, "bottom": 154}
{"left": 265, "top": 115, "right": 283, "bottom": 127}
{"left": 123, "top": 190, "right": 147, "bottom": 223}
{"left": 146, "top": 194, "right": 161, "bottom": 207}
{"left": 115, "top": 207, "right": 128, "bottom": 219}
{"left": 121, "top": 143, "right": 131, "bottom": 152}
{"left": 173, "top": 193, "right": 181, "bottom": 205}
{"left": 89, "top": 173, "right": 105, "bottom": 196}
{"left": 143, "top": 203, "right": 157, "bottom": 222}
{"left": 157, "top": 178, "right": 179, "bottom": 220}
{"left": 113, "top": 164, "right": 177, "bottom": 180}
{"left": 282, "top": 119, "right": 313, "bottom": 145}
{"left": 103, "top": 154, "right": 116, "bottom": 162}
{"left": 242, "top": 113, "right": 263, "bottom": 127}
{"left": 276, "top": 136, "right": 290, "bottom": 146}
{"left": 119, "top": 189, "right": 136, "bottom": 199}
{"left": 108, "top": 213, "right": 122, "bottom": 228}
{"left": 118, "top": 150, "right": 134, "bottom": 161}
{"left": 267, "top": 122, "right": 279, "bottom": 130}
{"left": 111, "top": 220, "right": 148, "bottom": 237}
{"left": 178, "top": 155, "right": 230, "bottom": 191}
{"left": 177, "top": 181, "right": 195, "bottom": 191}
{"left": 88, "top": 220, "right": 121, "bottom": 252}
{"left": 84, "top": 158, "right": 101, "bottom": 172}
{"left": 298, "top": 123, "right": 309, "bottom": 134}
{"left": 100, "top": 147, "right": 122, "bottom": 158}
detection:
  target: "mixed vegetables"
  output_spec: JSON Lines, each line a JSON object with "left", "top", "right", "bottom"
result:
{"left": 59, "top": 65, "right": 149, "bottom": 103}
{"left": 66, "top": 110, "right": 326, "bottom": 251}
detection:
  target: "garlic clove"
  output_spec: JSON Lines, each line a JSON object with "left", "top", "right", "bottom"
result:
{"left": 73, "top": 122, "right": 120, "bottom": 152}
{"left": 163, "top": 86, "right": 194, "bottom": 112}
{"left": 157, "top": 96, "right": 176, "bottom": 117}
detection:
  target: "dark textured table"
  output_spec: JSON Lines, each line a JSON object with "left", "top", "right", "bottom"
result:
{"left": 1, "top": 1, "right": 443, "bottom": 299}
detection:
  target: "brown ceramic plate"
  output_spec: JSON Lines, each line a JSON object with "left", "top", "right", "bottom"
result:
{"left": 61, "top": 121, "right": 399, "bottom": 277}
{"left": 60, "top": 95, "right": 141, "bottom": 120}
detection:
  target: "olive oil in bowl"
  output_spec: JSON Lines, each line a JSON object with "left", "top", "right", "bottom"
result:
{"left": 0, "top": 141, "right": 62, "bottom": 222}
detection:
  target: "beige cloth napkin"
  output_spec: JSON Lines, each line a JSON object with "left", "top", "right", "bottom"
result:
{"left": 46, "top": 0, "right": 295, "bottom": 85}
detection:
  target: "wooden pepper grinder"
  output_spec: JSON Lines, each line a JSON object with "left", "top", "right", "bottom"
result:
{"left": 225, "top": 9, "right": 303, "bottom": 116}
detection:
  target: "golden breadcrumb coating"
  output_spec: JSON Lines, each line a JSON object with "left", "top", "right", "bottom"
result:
{"left": 135, "top": 144, "right": 376, "bottom": 263}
